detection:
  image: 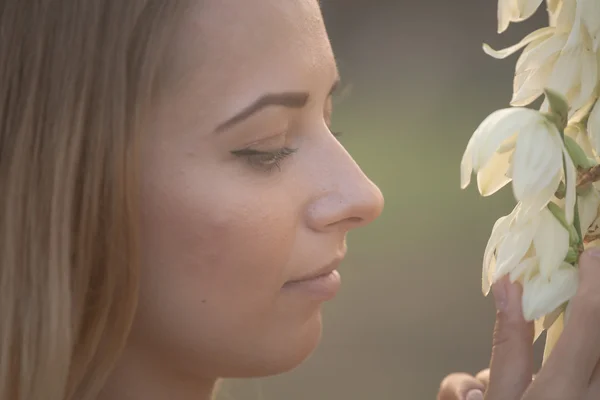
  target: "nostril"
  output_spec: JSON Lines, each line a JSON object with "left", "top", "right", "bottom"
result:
{"left": 327, "top": 216, "right": 363, "bottom": 228}
{"left": 346, "top": 217, "right": 363, "bottom": 225}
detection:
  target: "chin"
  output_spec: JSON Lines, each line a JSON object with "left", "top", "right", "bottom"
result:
{"left": 224, "top": 310, "right": 324, "bottom": 378}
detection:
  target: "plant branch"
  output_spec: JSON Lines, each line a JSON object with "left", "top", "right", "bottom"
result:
{"left": 576, "top": 165, "right": 600, "bottom": 188}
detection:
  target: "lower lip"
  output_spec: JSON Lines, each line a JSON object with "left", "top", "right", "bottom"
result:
{"left": 282, "top": 270, "right": 341, "bottom": 299}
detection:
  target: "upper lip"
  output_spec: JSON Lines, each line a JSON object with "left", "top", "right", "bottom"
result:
{"left": 286, "top": 255, "right": 345, "bottom": 283}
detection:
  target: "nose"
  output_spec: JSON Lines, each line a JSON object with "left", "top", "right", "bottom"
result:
{"left": 306, "top": 152, "right": 384, "bottom": 233}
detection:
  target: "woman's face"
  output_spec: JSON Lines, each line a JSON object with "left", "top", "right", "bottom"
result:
{"left": 134, "top": 0, "right": 384, "bottom": 378}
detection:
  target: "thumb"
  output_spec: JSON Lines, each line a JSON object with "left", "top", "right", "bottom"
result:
{"left": 485, "top": 276, "right": 534, "bottom": 400}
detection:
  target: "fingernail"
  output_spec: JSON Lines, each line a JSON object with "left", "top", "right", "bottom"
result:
{"left": 465, "top": 389, "right": 484, "bottom": 400}
{"left": 579, "top": 249, "right": 600, "bottom": 282}
{"left": 584, "top": 247, "right": 600, "bottom": 260}
{"left": 492, "top": 276, "right": 508, "bottom": 312}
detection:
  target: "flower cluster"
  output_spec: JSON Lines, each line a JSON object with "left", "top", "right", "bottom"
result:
{"left": 461, "top": 0, "right": 600, "bottom": 359}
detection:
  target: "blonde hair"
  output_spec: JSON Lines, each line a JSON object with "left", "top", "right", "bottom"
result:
{"left": 0, "top": 2, "right": 187, "bottom": 399}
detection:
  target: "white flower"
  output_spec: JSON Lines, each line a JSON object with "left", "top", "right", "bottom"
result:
{"left": 513, "top": 31, "right": 570, "bottom": 107}
{"left": 461, "top": 108, "right": 577, "bottom": 223}
{"left": 578, "top": 0, "right": 600, "bottom": 51}
{"left": 567, "top": 94, "right": 598, "bottom": 125}
{"left": 485, "top": 2, "right": 598, "bottom": 114}
{"left": 483, "top": 27, "right": 554, "bottom": 62}
{"left": 521, "top": 262, "right": 578, "bottom": 321}
{"left": 551, "top": 0, "right": 578, "bottom": 32}
{"left": 482, "top": 204, "right": 570, "bottom": 296}
{"left": 482, "top": 206, "right": 523, "bottom": 295}
{"left": 546, "top": 0, "right": 563, "bottom": 28}
{"left": 588, "top": 99, "right": 600, "bottom": 154}
{"left": 481, "top": 203, "right": 577, "bottom": 322}
{"left": 477, "top": 0, "right": 600, "bottom": 361}
{"left": 498, "top": 0, "right": 545, "bottom": 33}
{"left": 565, "top": 122, "right": 595, "bottom": 157}
{"left": 548, "top": 2, "right": 599, "bottom": 111}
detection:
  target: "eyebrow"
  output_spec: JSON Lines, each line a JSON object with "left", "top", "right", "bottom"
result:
{"left": 215, "top": 78, "right": 341, "bottom": 133}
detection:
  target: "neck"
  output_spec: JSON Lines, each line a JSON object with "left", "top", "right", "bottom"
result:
{"left": 98, "top": 346, "right": 218, "bottom": 400}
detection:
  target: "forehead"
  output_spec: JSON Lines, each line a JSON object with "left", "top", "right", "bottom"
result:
{"left": 166, "top": 0, "right": 337, "bottom": 109}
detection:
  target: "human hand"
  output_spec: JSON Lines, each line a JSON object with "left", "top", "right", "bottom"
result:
{"left": 438, "top": 369, "right": 489, "bottom": 400}
{"left": 438, "top": 249, "right": 600, "bottom": 400}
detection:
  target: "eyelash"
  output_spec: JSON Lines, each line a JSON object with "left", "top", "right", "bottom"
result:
{"left": 231, "top": 130, "right": 343, "bottom": 173}
{"left": 231, "top": 147, "right": 298, "bottom": 172}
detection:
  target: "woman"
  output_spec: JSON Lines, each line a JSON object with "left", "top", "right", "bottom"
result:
{"left": 1, "top": 1, "right": 600, "bottom": 400}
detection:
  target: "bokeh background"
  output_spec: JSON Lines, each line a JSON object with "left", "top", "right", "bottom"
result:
{"left": 222, "top": 2, "right": 551, "bottom": 399}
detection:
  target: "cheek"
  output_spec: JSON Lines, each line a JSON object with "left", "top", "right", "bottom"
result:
{"left": 133, "top": 166, "right": 308, "bottom": 371}
{"left": 139, "top": 170, "right": 298, "bottom": 316}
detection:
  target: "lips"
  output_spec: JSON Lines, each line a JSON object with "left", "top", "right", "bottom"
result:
{"left": 281, "top": 267, "right": 342, "bottom": 299}
{"left": 285, "top": 257, "right": 344, "bottom": 284}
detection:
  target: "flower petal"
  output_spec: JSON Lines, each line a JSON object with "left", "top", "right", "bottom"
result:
{"left": 546, "top": 47, "right": 582, "bottom": 104}
{"left": 474, "top": 109, "right": 538, "bottom": 170}
{"left": 483, "top": 209, "right": 519, "bottom": 295}
{"left": 570, "top": 43, "right": 598, "bottom": 111}
{"left": 483, "top": 27, "right": 555, "bottom": 59}
{"left": 564, "top": 2, "right": 585, "bottom": 50}
{"left": 461, "top": 112, "right": 521, "bottom": 190}
{"left": 588, "top": 100, "right": 600, "bottom": 156}
{"left": 533, "top": 208, "right": 569, "bottom": 280}
{"left": 519, "top": 0, "right": 545, "bottom": 21}
{"left": 465, "top": 108, "right": 539, "bottom": 192}
{"left": 555, "top": 0, "right": 578, "bottom": 33}
{"left": 494, "top": 217, "right": 539, "bottom": 279}
{"left": 460, "top": 138, "right": 475, "bottom": 189}
{"left": 568, "top": 95, "right": 598, "bottom": 125}
{"left": 565, "top": 122, "right": 595, "bottom": 159}
{"left": 498, "top": 0, "right": 520, "bottom": 33}
{"left": 546, "top": 0, "right": 562, "bottom": 27}
{"left": 563, "top": 146, "right": 578, "bottom": 224}
{"left": 511, "top": 62, "right": 556, "bottom": 106}
{"left": 484, "top": 256, "right": 498, "bottom": 297}
{"left": 578, "top": 189, "right": 600, "bottom": 234}
{"left": 579, "top": 0, "right": 600, "bottom": 49}
{"left": 477, "top": 151, "right": 513, "bottom": 196}
{"left": 519, "top": 171, "right": 562, "bottom": 218}
{"left": 522, "top": 263, "right": 579, "bottom": 321}
{"left": 509, "top": 255, "right": 539, "bottom": 282}
{"left": 515, "top": 33, "right": 566, "bottom": 74}
{"left": 512, "top": 119, "right": 563, "bottom": 203}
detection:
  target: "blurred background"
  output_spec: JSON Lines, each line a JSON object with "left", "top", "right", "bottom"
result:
{"left": 222, "top": 1, "right": 550, "bottom": 399}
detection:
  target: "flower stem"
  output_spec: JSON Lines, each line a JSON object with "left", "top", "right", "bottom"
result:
{"left": 584, "top": 233, "right": 600, "bottom": 244}
{"left": 576, "top": 165, "right": 600, "bottom": 188}
{"left": 560, "top": 130, "right": 584, "bottom": 249}
{"left": 574, "top": 203, "right": 583, "bottom": 249}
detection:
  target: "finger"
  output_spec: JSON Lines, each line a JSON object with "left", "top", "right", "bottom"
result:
{"left": 585, "top": 359, "right": 600, "bottom": 400}
{"left": 474, "top": 369, "right": 490, "bottom": 390}
{"left": 438, "top": 373, "right": 485, "bottom": 400}
{"left": 485, "top": 277, "right": 534, "bottom": 400}
{"left": 535, "top": 249, "right": 600, "bottom": 391}
{"left": 476, "top": 368, "right": 535, "bottom": 392}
